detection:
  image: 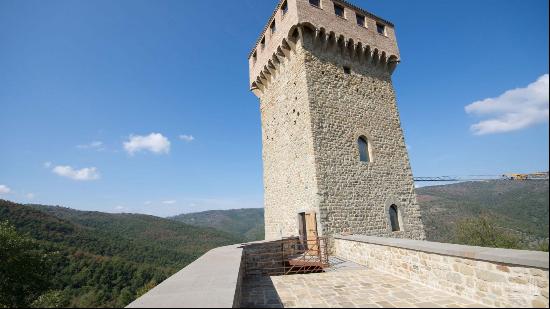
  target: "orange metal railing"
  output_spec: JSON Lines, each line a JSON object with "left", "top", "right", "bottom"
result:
{"left": 243, "top": 237, "right": 329, "bottom": 277}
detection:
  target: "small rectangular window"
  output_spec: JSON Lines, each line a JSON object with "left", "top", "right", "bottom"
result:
{"left": 309, "top": 0, "right": 320, "bottom": 8}
{"left": 376, "top": 23, "right": 386, "bottom": 35}
{"left": 281, "top": 1, "right": 288, "bottom": 15}
{"left": 343, "top": 66, "right": 351, "bottom": 74}
{"left": 261, "top": 37, "right": 265, "bottom": 50}
{"left": 252, "top": 51, "right": 257, "bottom": 63}
{"left": 334, "top": 4, "right": 345, "bottom": 18}
{"left": 356, "top": 14, "right": 365, "bottom": 27}
{"left": 270, "top": 20, "right": 276, "bottom": 34}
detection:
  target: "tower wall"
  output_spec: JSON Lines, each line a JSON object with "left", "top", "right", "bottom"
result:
{"left": 260, "top": 42, "right": 321, "bottom": 240}
{"left": 251, "top": 0, "right": 425, "bottom": 241}
{"left": 300, "top": 31, "right": 425, "bottom": 239}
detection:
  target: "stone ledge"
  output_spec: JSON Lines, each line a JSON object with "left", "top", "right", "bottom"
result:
{"left": 126, "top": 244, "right": 245, "bottom": 308}
{"left": 334, "top": 235, "right": 549, "bottom": 269}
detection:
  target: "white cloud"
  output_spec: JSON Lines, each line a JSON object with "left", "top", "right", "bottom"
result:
{"left": 115, "top": 205, "right": 126, "bottom": 211}
{"left": 465, "top": 74, "right": 549, "bottom": 135}
{"left": 77, "top": 141, "right": 104, "bottom": 151}
{"left": 0, "top": 185, "right": 11, "bottom": 195}
{"left": 123, "top": 133, "right": 171, "bottom": 155}
{"left": 144, "top": 201, "right": 152, "bottom": 205}
{"left": 179, "top": 134, "right": 195, "bottom": 142}
{"left": 26, "top": 193, "right": 35, "bottom": 200}
{"left": 52, "top": 165, "right": 101, "bottom": 181}
{"left": 44, "top": 161, "right": 52, "bottom": 168}
{"left": 162, "top": 200, "right": 177, "bottom": 205}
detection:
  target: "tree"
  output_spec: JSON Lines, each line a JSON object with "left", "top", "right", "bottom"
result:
{"left": 453, "top": 216, "right": 521, "bottom": 249}
{"left": 0, "top": 221, "right": 52, "bottom": 307}
{"left": 31, "top": 290, "right": 67, "bottom": 308}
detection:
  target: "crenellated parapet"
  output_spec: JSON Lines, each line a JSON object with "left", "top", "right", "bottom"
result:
{"left": 248, "top": 0, "right": 401, "bottom": 96}
{"left": 250, "top": 22, "right": 400, "bottom": 96}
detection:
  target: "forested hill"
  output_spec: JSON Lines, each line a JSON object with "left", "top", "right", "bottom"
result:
{"left": 170, "top": 180, "right": 549, "bottom": 249}
{"left": 417, "top": 180, "right": 549, "bottom": 246}
{"left": 170, "top": 208, "right": 264, "bottom": 241}
{"left": 0, "top": 200, "right": 243, "bottom": 308}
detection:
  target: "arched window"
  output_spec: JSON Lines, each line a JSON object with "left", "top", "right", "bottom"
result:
{"left": 357, "top": 136, "right": 370, "bottom": 163}
{"left": 389, "top": 205, "right": 400, "bottom": 232}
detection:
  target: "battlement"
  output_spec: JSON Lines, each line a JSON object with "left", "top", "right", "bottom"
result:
{"left": 248, "top": 0, "right": 400, "bottom": 93}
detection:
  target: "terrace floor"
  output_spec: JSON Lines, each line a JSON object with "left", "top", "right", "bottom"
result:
{"left": 241, "top": 257, "right": 486, "bottom": 308}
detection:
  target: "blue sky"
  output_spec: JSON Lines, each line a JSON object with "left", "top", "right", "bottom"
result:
{"left": 0, "top": 0, "right": 548, "bottom": 217}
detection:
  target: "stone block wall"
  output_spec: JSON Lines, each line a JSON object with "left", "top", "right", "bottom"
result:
{"left": 334, "top": 236, "right": 550, "bottom": 308}
{"left": 259, "top": 40, "right": 321, "bottom": 240}
{"left": 242, "top": 239, "right": 300, "bottom": 276}
{"left": 257, "top": 21, "right": 426, "bottom": 241}
{"left": 300, "top": 29, "right": 425, "bottom": 240}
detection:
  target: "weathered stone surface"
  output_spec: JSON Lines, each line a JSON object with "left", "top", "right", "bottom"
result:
{"left": 251, "top": 0, "right": 425, "bottom": 241}
{"left": 126, "top": 244, "right": 244, "bottom": 308}
{"left": 334, "top": 237, "right": 550, "bottom": 308}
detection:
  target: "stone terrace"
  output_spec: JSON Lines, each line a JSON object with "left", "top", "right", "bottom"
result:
{"left": 127, "top": 237, "right": 549, "bottom": 308}
{"left": 272, "top": 269, "right": 486, "bottom": 308}
{"left": 242, "top": 256, "right": 486, "bottom": 308}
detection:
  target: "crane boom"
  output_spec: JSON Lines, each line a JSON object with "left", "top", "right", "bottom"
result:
{"left": 414, "top": 172, "right": 549, "bottom": 182}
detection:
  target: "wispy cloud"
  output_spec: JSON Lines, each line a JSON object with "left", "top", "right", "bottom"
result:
{"left": 25, "top": 193, "right": 35, "bottom": 200}
{"left": 465, "top": 74, "right": 549, "bottom": 135}
{"left": 52, "top": 165, "right": 101, "bottom": 181}
{"left": 77, "top": 141, "right": 105, "bottom": 151}
{"left": 44, "top": 161, "right": 52, "bottom": 168}
{"left": 162, "top": 200, "right": 177, "bottom": 205}
{"left": 179, "top": 134, "right": 195, "bottom": 142}
{"left": 123, "top": 133, "right": 170, "bottom": 155}
{"left": 0, "top": 185, "right": 11, "bottom": 195}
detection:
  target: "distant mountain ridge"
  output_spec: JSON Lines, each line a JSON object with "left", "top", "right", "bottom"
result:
{"left": 169, "top": 208, "right": 264, "bottom": 242}
{"left": 169, "top": 180, "right": 549, "bottom": 248}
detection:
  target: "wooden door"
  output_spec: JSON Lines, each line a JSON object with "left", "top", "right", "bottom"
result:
{"left": 304, "top": 212, "right": 318, "bottom": 252}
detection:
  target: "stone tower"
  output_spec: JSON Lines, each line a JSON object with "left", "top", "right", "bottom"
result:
{"left": 249, "top": 0, "right": 425, "bottom": 241}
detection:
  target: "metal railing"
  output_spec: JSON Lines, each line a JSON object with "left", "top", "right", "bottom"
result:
{"left": 243, "top": 237, "right": 329, "bottom": 277}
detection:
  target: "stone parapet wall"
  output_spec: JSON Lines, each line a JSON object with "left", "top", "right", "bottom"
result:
{"left": 243, "top": 240, "right": 287, "bottom": 276}
{"left": 334, "top": 235, "right": 550, "bottom": 308}
{"left": 126, "top": 244, "right": 245, "bottom": 308}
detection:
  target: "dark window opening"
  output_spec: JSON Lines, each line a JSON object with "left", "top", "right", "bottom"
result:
{"left": 389, "top": 205, "right": 400, "bottom": 232}
{"left": 334, "top": 4, "right": 345, "bottom": 18}
{"left": 298, "top": 212, "right": 307, "bottom": 249}
{"left": 260, "top": 37, "right": 266, "bottom": 49}
{"left": 281, "top": 1, "right": 288, "bottom": 15}
{"left": 376, "top": 23, "right": 386, "bottom": 35}
{"left": 357, "top": 136, "right": 370, "bottom": 162}
{"left": 356, "top": 14, "right": 365, "bottom": 27}
{"left": 343, "top": 66, "right": 351, "bottom": 74}
{"left": 252, "top": 51, "right": 257, "bottom": 63}
{"left": 270, "top": 20, "right": 276, "bottom": 34}
{"left": 309, "top": 0, "right": 320, "bottom": 7}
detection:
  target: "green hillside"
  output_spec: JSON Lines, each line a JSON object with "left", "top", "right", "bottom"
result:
{"left": 171, "top": 180, "right": 549, "bottom": 248}
{"left": 170, "top": 208, "right": 265, "bottom": 241}
{"left": 417, "top": 180, "right": 549, "bottom": 248}
{"left": 0, "top": 200, "right": 242, "bottom": 308}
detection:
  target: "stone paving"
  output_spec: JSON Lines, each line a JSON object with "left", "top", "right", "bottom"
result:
{"left": 241, "top": 257, "right": 484, "bottom": 308}
{"left": 241, "top": 275, "right": 284, "bottom": 308}
{"left": 241, "top": 256, "right": 486, "bottom": 308}
{"left": 270, "top": 269, "right": 487, "bottom": 308}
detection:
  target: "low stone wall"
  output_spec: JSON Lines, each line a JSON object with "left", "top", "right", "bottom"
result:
{"left": 334, "top": 235, "right": 549, "bottom": 308}
{"left": 242, "top": 238, "right": 299, "bottom": 277}
{"left": 126, "top": 244, "right": 245, "bottom": 308}
{"left": 126, "top": 239, "right": 295, "bottom": 308}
